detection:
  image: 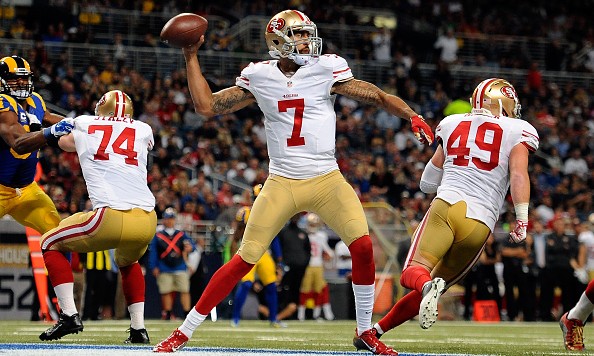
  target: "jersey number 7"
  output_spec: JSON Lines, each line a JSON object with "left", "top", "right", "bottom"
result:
{"left": 446, "top": 121, "right": 503, "bottom": 171}
{"left": 279, "top": 99, "right": 306, "bottom": 147}
{"left": 88, "top": 125, "right": 139, "bottom": 166}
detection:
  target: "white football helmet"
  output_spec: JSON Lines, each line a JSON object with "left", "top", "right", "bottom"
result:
{"left": 470, "top": 78, "right": 521, "bottom": 118}
{"left": 265, "top": 9, "right": 322, "bottom": 66}
{"left": 95, "top": 90, "right": 134, "bottom": 118}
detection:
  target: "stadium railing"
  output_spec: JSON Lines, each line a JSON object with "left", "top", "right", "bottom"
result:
{"left": 1, "top": 38, "right": 592, "bottom": 93}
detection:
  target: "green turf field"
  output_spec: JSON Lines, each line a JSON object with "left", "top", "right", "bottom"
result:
{"left": 0, "top": 319, "right": 586, "bottom": 355}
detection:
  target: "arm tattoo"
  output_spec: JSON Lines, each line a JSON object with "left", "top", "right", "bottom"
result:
{"left": 212, "top": 87, "right": 254, "bottom": 114}
{"left": 333, "top": 79, "right": 382, "bottom": 106}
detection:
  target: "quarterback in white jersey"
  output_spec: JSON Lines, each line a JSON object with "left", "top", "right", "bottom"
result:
{"left": 373, "top": 78, "right": 539, "bottom": 339}
{"left": 156, "top": 9, "right": 434, "bottom": 355}
{"left": 39, "top": 90, "right": 157, "bottom": 344}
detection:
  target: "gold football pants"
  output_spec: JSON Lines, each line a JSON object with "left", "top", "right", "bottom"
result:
{"left": 238, "top": 170, "right": 368, "bottom": 264}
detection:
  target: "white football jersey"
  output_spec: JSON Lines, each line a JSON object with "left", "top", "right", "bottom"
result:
{"left": 72, "top": 115, "right": 155, "bottom": 211}
{"left": 435, "top": 112, "right": 539, "bottom": 231}
{"left": 308, "top": 229, "right": 333, "bottom": 267}
{"left": 236, "top": 54, "right": 353, "bottom": 179}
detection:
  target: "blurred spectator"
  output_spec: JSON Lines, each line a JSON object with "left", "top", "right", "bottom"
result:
{"left": 434, "top": 27, "right": 459, "bottom": 65}
{"left": 563, "top": 148, "right": 589, "bottom": 179}
{"left": 149, "top": 208, "right": 196, "bottom": 320}
{"left": 372, "top": 27, "right": 392, "bottom": 62}
{"left": 81, "top": 250, "right": 117, "bottom": 320}
{"left": 113, "top": 33, "right": 127, "bottom": 70}
{"left": 526, "top": 61, "right": 543, "bottom": 93}
{"left": 276, "top": 214, "right": 311, "bottom": 321}
{"left": 463, "top": 233, "right": 501, "bottom": 320}
{"left": 368, "top": 156, "right": 394, "bottom": 202}
{"left": 539, "top": 218, "right": 585, "bottom": 321}
{"left": 298, "top": 214, "right": 335, "bottom": 321}
{"left": 500, "top": 226, "right": 531, "bottom": 321}
{"left": 576, "top": 221, "right": 594, "bottom": 280}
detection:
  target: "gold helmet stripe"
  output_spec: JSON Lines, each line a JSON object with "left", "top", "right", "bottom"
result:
{"left": 1, "top": 56, "right": 31, "bottom": 74}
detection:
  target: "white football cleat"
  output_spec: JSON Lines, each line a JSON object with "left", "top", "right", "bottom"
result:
{"left": 419, "top": 277, "right": 446, "bottom": 329}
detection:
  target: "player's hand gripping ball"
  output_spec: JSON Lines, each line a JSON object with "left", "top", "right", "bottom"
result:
{"left": 160, "top": 13, "right": 208, "bottom": 48}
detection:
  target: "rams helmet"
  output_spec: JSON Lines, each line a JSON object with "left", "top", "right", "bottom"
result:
{"left": 470, "top": 78, "right": 521, "bottom": 119}
{"left": 265, "top": 9, "right": 322, "bottom": 66}
{"left": 235, "top": 206, "right": 251, "bottom": 225}
{"left": 95, "top": 90, "right": 134, "bottom": 118}
{"left": 0, "top": 55, "right": 33, "bottom": 100}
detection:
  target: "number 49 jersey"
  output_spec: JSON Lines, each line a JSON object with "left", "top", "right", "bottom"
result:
{"left": 435, "top": 113, "right": 539, "bottom": 231}
{"left": 72, "top": 115, "right": 155, "bottom": 211}
{"left": 236, "top": 55, "right": 353, "bottom": 179}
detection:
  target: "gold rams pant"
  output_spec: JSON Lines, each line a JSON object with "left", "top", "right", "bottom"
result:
{"left": 0, "top": 182, "right": 60, "bottom": 234}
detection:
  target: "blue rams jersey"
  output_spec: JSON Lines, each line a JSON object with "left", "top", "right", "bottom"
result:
{"left": 0, "top": 92, "right": 47, "bottom": 187}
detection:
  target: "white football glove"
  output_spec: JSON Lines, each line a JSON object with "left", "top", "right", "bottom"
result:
{"left": 509, "top": 219, "right": 528, "bottom": 243}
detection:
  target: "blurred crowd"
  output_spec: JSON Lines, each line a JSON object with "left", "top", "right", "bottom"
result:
{"left": 1, "top": 0, "right": 593, "bottom": 320}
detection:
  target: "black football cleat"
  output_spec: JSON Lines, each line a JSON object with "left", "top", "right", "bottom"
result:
{"left": 125, "top": 327, "right": 150, "bottom": 344}
{"left": 39, "top": 312, "right": 84, "bottom": 341}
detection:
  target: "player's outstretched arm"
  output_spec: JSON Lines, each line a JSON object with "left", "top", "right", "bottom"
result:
{"left": 58, "top": 132, "right": 76, "bottom": 152}
{"left": 182, "top": 36, "right": 254, "bottom": 117}
{"left": 509, "top": 144, "right": 530, "bottom": 243}
{"left": 0, "top": 111, "right": 72, "bottom": 154}
{"left": 332, "top": 79, "right": 433, "bottom": 144}
{"left": 43, "top": 111, "right": 65, "bottom": 126}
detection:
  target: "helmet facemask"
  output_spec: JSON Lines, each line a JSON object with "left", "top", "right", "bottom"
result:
{"left": 266, "top": 10, "right": 322, "bottom": 66}
{"left": 470, "top": 78, "right": 522, "bottom": 119}
{"left": 0, "top": 56, "right": 34, "bottom": 100}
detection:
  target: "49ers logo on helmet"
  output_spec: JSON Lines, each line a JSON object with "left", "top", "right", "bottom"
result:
{"left": 267, "top": 18, "right": 285, "bottom": 33}
{"left": 500, "top": 86, "right": 516, "bottom": 99}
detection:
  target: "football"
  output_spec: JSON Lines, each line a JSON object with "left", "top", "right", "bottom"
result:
{"left": 160, "top": 13, "right": 208, "bottom": 48}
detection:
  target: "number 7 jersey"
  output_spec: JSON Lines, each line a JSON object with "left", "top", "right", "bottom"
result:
{"left": 72, "top": 115, "right": 155, "bottom": 211}
{"left": 236, "top": 54, "right": 353, "bottom": 179}
{"left": 435, "top": 113, "right": 539, "bottom": 231}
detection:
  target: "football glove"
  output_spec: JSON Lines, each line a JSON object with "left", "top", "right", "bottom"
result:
{"left": 509, "top": 219, "right": 528, "bottom": 243}
{"left": 410, "top": 115, "right": 434, "bottom": 145}
{"left": 51, "top": 118, "right": 75, "bottom": 137}
{"left": 26, "top": 112, "right": 42, "bottom": 132}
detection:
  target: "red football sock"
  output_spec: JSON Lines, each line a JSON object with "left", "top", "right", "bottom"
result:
{"left": 319, "top": 285, "right": 330, "bottom": 304}
{"left": 195, "top": 254, "right": 253, "bottom": 315}
{"left": 585, "top": 280, "right": 594, "bottom": 303}
{"left": 377, "top": 290, "right": 422, "bottom": 333}
{"left": 43, "top": 250, "right": 73, "bottom": 287}
{"left": 400, "top": 265, "right": 431, "bottom": 293}
{"left": 120, "top": 262, "right": 145, "bottom": 305}
{"left": 299, "top": 292, "right": 310, "bottom": 305}
{"left": 348, "top": 235, "right": 375, "bottom": 285}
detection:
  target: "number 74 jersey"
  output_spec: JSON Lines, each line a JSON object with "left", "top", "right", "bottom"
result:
{"left": 72, "top": 115, "right": 156, "bottom": 211}
{"left": 435, "top": 113, "right": 539, "bottom": 231}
